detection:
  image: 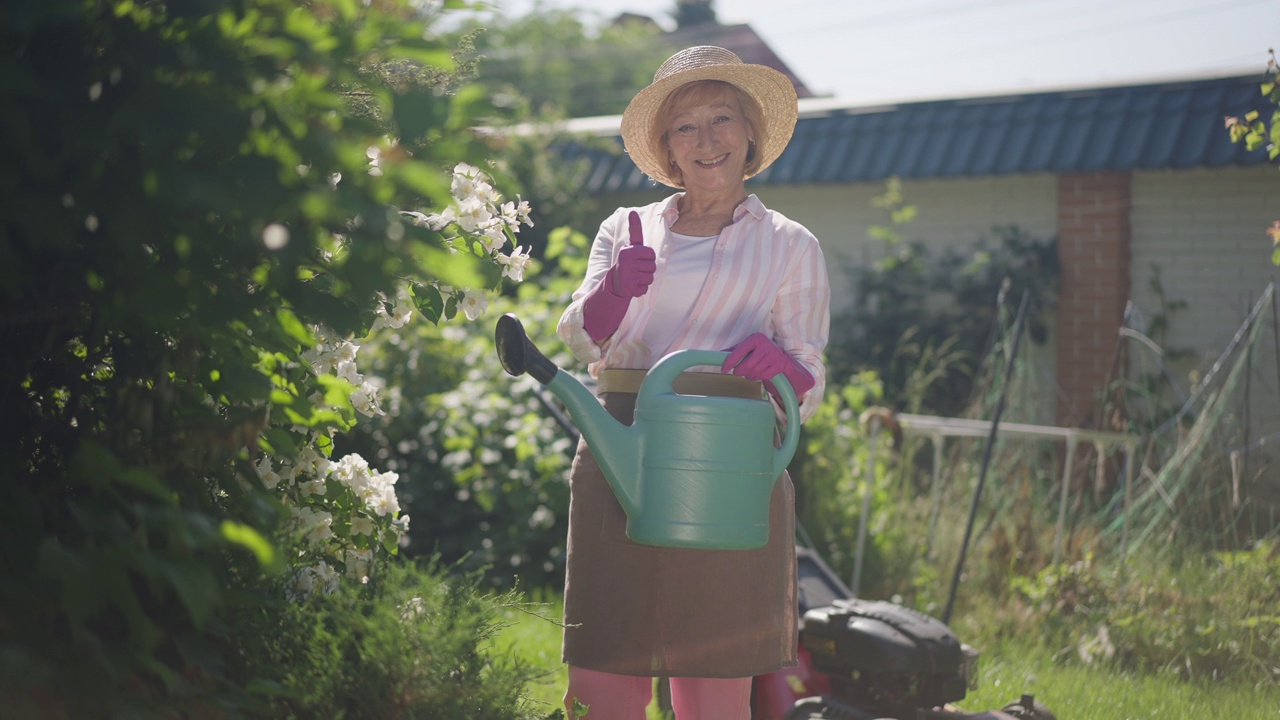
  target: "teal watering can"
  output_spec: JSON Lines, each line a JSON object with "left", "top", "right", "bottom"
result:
{"left": 494, "top": 314, "right": 800, "bottom": 550}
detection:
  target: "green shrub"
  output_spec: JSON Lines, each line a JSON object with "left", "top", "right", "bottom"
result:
{"left": 827, "top": 179, "right": 1058, "bottom": 417}
{"left": 0, "top": 0, "right": 537, "bottom": 715}
{"left": 232, "top": 558, "right": 543, "bottom": 719}
{"left": 1004, "top": 542, "right": 1280, "bottom": 685}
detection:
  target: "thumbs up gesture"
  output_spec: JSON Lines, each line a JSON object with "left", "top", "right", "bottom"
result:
{"left": 609, "top": 211, "right": 656, "bottom": 297}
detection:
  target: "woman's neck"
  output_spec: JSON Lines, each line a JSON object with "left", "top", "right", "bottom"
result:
{"left": 672, "top": 190, "right": 748, "bottom": 236}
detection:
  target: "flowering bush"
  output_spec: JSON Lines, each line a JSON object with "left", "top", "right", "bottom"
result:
{"left": 256, "top": 161, "right": 535, "bottom": 598}
{"left": 335, "top": 225, "right": 590, "bottom": 590}
{"left": 0, "top": 0, "right": 539, "bottom": 715}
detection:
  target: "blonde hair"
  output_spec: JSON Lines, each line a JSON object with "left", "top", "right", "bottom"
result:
{"left": 648, "top": 80, "right": 765, "bottom": 189}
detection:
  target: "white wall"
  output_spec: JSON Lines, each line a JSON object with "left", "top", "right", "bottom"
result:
{"left": 1129, "top": 166, "right": 1280, "bottom": 369}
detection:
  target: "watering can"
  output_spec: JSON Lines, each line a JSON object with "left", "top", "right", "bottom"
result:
{"left": 494, "top": 313, "right": 800, "bottom": 550}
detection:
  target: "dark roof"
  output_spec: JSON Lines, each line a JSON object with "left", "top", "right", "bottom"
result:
{"left": 564, "top": 73, "right": 1275, "bottom": 194}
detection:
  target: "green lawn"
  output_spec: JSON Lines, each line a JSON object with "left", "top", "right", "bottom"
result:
{"left": 960, "top": 637, "right": 1280, "bottom": 719}
{"left": 495, "top": 595, "right": 1280, "bottom": 720}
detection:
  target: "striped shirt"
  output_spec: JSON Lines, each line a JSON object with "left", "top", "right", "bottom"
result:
{"left": 557, "top": 193, "right": 831, "bottom": 421}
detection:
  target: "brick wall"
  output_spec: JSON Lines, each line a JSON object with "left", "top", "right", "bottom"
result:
{"left": 1056, "top": 171, "right": 1132, "bottom": 426}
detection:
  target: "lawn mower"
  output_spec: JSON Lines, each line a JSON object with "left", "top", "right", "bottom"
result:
{"left": 748, "top": 545, "right": 1056, "bottom": 720}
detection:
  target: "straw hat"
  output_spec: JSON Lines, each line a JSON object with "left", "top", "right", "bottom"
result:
{"left": 620, "top": 46, "right": 798, "bottom": 189}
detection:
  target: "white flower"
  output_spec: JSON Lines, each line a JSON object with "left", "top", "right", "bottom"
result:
{"left": 331, "top": 453, "right": 372, "bottom": 488}
{"left": 368, "top": 484, "right": 401, "bottom": 517}
{"left": 500, "top": 199, "right": 534, "bottom": 229}
{"left": 333, "top": 340, "right": 359, "bottom": 365}
{"left": 312, "top": 560, "right": 340, "bottom": 594}
{"left": 401, "top": 595, "right": 426, "bottom": 621}
{"left": 351, "top": 515, "right": 375, "bottom": 536}
{"left": 450, "top": 162, "right": 484, "bottom": 198}
{"left": 472, "top": 179, "right": 499, "bottom": 206}
{"left": 392, "top": 513, "right": 411, "bottom": 535}
{"left": 296, "top": 507, "right": 333, "bottom": 542}
{"left": 302, "top": 340, "right": 339, "bottom": 376}
{"left": 346, "top": 547, "right": 373, "bottom": 582}
{"left": 290, "top": 568, "right": 315, "bottom": 597}
{"left": 300, "top": 478, "right": 327, "bottom": 497}
{"left": 459, "top": 289, "right": 488, "bottom": 321}
{"left": 372, "top": 287, "right": 415, "bottom": 330}
{"left": 336, "top": 359, "right": 363, "bottom": 385}
{"left": 496, "top": 246, "right": 531, "bottom": 282}
{"left": 428, "top": 207, "right": 456, "bottom": 231}
{"left": 454, "top": 196, "right": 491, "bottom": 233}
{"left": 297, "top": 446, "right": 328, "bottom": 477}
{"left": 255, "top": 457, "right": 282, "bottom": 490}
{"left": 480, "top": 223, "right": 507, "bottom": 253}
{"left": 366, "top": 145, "right": 383, "bottom": 176}
{"left": 351, "top": 381, "right": 383, "bottom": 418}
{"left": 514, "top": 199, "right": 533, "bottom": 227}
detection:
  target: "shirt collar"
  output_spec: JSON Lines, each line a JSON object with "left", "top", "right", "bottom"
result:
{"left": 659, "top": 193, "right": 767, "bottom": 223}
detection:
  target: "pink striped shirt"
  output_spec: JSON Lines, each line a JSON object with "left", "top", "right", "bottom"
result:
{"left": 557, "top": 193, "right": 831, "bottom": 421}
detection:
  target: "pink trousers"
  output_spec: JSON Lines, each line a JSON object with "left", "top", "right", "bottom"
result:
{"left": 564, "top": 666, "right": 752, "bottom": 720}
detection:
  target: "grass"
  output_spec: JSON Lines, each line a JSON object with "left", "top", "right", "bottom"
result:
{"left": 495, "top": 593, "right": 1280, "bottom": 720}
{"left": 960, "top": 637, "right": 1280, "bottom": 719}
{"left": 493, "top": 594, "right": 673, "bottom": 719}
{"left": 491, "top": 595, "right": 566, "bottom": 716}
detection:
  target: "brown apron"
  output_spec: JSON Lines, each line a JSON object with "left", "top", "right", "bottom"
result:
{"left": 560, "top": 389, "right": 799, "bottom": 678}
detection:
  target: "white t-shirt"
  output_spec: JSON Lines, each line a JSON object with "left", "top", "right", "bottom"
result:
{"left": 641, "top": 231, "right": 717, "bottom": 355}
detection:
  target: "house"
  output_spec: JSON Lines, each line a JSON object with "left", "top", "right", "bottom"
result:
{"left": 553, "top": 70, "right": 1280, "bottom": 430}
{"left": 613, "top": 0, "right": 818, "bottom": 99}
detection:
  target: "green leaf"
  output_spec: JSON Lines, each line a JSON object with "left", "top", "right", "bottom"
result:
{"left": 381, "top": 527, "right": 400, "bottom": 554}
{"left": 221, "top": 520, "right": 283, "bottom": 574}
{"left": 411, "top": 241, "right": 485, "bottom": 290}
{"left": 412, "top": 282, "right": 445, "bottom": 323}
{"left": 259, "top": 426, "right": 301, "bottom": 460}
{"left": 117, "top": 467, "right": 179, "bottom": 505}
{"left": 276, "top": 307, "right": 316, "bottom": 346}
{"left": 135, "top": 553, "right": 222, "bottom": 627}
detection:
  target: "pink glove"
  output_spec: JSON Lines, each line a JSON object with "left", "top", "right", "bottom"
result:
{"left": 583, "top": 211, "right": 656, "bottom": 342}
{"left": 721, "top": 332, "right": 816, "bottom": 399}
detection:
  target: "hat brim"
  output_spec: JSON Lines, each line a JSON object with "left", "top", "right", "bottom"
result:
{"left": 620, "top": 63, "right": 798, "bottom": 189}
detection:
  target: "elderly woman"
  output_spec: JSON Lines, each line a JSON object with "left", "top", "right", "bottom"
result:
{"left": 555, "top": 46, "right": 831, "bottom": 719}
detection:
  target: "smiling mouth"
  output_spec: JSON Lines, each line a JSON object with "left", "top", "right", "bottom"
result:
{"left": 695, "top": 154, "right": 729, "bottom": 167}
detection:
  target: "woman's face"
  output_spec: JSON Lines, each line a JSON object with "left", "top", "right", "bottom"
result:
{"left": 663, "top": 92, "right": 754, "bottom": 197}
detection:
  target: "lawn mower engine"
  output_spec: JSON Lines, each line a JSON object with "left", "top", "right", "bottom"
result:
{"left": 786, "top": 598, "right": 981, "bottom": 720}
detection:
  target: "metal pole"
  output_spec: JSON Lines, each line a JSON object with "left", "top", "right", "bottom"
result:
{"left": 852, "top": 417, "right": 880, "bottom": 596}
{"left": 1053, "top": 435, "right": 1077, "bottom": 566}
{"left": 1120, "top": 440, "right": 1135, "bottom": 572}
{"left": 942, "top": 291, "right": 1029, "bottom": 625}
{"left": 925, "top": 433, "right": 945, "bottom": 559}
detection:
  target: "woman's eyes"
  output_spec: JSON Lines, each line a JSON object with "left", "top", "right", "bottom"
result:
{"left": 675, "top": 116, "right": 733, "bottom": 133}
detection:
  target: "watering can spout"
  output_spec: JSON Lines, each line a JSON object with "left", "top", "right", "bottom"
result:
{"left": 494, "top": 314, "right": 640, "bottom": 513}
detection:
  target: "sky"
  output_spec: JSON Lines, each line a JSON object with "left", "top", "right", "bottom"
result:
{"left": 469, "top": 0, "right": 1279, "bottom": 107}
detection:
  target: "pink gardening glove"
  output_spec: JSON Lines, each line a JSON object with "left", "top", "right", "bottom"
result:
{"left": 583, "top": 211, "right": 656, "bottom": 342}
{"left": 721, "top": 332, "right": 816, "bottom": 399}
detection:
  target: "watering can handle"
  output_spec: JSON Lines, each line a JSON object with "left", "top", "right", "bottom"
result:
{"left": 641, "top": 349, "right": 801, "bottom": 480}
